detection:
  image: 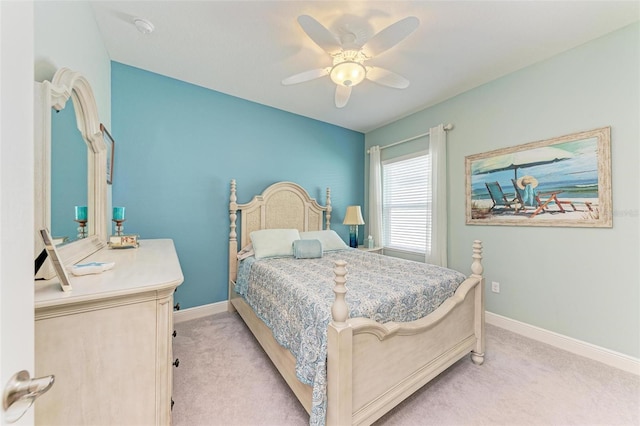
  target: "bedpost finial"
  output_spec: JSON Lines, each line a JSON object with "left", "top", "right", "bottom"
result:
{"left": 471, "top": 240, "right": 483, "bottom": 277}
{"left": 230, "top": 179, "right": 237, "bottom": 206}
{"left": 332, "top": 260, "right": 349, "bottom": 325}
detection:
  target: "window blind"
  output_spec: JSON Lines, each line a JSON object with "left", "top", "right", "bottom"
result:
{"left": 382, "top": 153, "right": 432, "bottom": 254}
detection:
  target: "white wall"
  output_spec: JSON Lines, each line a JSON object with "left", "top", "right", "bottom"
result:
{"left": 34, "top": 1, "right": 111, "bottom": 128}
{"left": 34, "top": 1, "right": 113, "bottom": 234}
{"left": 365, "top": 23, "right": 639, "bottom": 358}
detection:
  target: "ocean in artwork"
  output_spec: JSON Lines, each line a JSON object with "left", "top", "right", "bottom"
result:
{"left": 470, "top": 137, "right": 599, "bottom": 201}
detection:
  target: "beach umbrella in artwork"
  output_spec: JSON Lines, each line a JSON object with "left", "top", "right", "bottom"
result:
{"left": 471, "top": 146, "right": 574, "bottom": 179}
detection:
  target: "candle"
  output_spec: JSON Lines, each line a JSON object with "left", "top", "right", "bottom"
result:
{"left": 113, "top": 206, "right": 125, "bottom": 221}
{"left": 75, "top": 206, "right": 88, "bottom": 221}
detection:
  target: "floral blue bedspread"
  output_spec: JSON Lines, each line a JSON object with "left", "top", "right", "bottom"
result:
{"left": 235, "top": 249, "right": 466, "bottom": 426}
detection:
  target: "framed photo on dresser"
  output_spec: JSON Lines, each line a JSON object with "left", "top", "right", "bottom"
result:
{"left": 39, "top": 228, "right": 72, "bottom": 292}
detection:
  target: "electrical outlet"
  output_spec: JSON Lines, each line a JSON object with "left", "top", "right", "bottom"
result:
{"left": 491, "top": 281, "right": 500, "bottom": 293}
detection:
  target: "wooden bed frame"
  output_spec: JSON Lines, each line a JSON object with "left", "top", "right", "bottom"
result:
{"left": 228, "top": 180, "right": 485, "bottom": 425}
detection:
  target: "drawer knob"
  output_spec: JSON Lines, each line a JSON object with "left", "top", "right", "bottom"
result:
{"left": 172, "top": 330, "right": 177, "bottom": 338}
{"left": 174, "top": 302, "right": 180, "bottom": 311}
{"left": 171, "top": 398, "right": 175, "bottom": 410}
{"left": 173, "top": 358, "right": 180, "bottom": 368}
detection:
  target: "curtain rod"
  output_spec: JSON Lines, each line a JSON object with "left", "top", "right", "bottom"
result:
{"left": 367, "top": 123, "right": 453, "bottom": 154}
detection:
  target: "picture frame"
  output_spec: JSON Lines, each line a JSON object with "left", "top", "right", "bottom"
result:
{"left": 101, "top": 123, "right": 115, "bottom": 185}
{"left": 465, "top": 127, "right": 611, "bottom": 228}
{"left": 39, "top": 228, "right": 73, "bottom": 292}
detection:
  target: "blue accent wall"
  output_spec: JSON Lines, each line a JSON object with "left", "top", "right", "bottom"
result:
{"left": 111, "top": 62, "right": 364, "bottom": 309}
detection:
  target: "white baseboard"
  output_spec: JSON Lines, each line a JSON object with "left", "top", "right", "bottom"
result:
{"left": 173, "top": 301, "right": 228, "bottom": 323}
{"left": 486, "top": 311, "right": 640, "bottom": 376}
{"left": 174, "top": 305, "right": 639, "bottom": 375}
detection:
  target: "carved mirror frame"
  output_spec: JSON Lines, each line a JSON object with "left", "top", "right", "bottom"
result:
{"left": 35, "top": 67, "right": 107, "bottom": 279}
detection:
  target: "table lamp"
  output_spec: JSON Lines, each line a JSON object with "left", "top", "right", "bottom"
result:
{"left": 343, "top": 205, "right": 365, "bottom": 248}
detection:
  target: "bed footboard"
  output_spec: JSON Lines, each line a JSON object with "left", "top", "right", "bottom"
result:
{"left": 327, "top": 241, "right": 484, "bottom": 426}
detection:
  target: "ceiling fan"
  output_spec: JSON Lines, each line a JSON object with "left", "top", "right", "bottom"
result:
{"left": 282, "top": 15, "right": 420, "bottom": 108}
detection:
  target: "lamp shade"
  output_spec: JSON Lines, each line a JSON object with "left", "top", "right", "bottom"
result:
{"left": 343, "top": 205, "right": 365, "bottom": 225}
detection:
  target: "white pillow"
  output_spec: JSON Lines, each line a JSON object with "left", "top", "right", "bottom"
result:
{"left": 299, "top": 230, "right": 349, "bottom": 251}
{"left": 250, "top": 229, "right": 301, "bottom": 259}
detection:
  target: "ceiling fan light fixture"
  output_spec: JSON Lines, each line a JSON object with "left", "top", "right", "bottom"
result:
{"left": 284, "top": 16, "right": 419, "bottom": 106}
{"left": 330, "top": 61, "right": 366, "bottom": 87}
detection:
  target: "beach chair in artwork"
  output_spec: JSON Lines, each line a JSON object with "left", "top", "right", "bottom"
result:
{"left": 484, "top": 181, "right": 520, "bottom": 212}
{"left": 511, "top": 177, "right": 590, "bottom": 218}
{"left": 509, "top": 182, "right": 534, "bottom": 214}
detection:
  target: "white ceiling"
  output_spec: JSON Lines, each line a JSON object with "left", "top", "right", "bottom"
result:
{"left": 90, "top": 1, "right": 639, "bottom": 133}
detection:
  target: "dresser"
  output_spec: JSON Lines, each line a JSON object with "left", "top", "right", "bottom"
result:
{"left": 34, "top": 239, "right": 184, "bottom": 425}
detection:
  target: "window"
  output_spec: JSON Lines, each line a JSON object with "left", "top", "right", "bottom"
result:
{"left": 382, "top": 152, "right": 431, "bottom": 254}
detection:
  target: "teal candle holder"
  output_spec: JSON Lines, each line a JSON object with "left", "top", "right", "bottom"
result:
{"left": 75, "top": 206, "right": 88, "bottom": 221}
{"left": 112, "top": 207, "right": 126, "bottom": 236}
{"left": 113, "top": 207, "right": 125, "bottom": 221}
{"left": 74, "top": 206, "right": 88, "bottom": 239}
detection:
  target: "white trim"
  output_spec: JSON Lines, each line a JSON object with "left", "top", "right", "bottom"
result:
{"left": 173, "top": 301, "right": 228, "bottom": 324}
{"left": 486, "top": 311, "right": 640, "bottom": 376}
{"left": 174, "top": 306, "right": 640, "bottom": 375}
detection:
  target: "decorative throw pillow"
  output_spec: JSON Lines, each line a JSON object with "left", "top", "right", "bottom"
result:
{"left": 250, "top": 229, "right": 300, "bottom": 259}
{"left": 299, "top": 230, "right": 349, "bottom": 251}
{"left": 292, "top": 239, "right": 323, "bottom": 259}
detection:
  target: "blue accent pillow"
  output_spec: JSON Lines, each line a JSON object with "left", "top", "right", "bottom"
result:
{"left": 299, "top": 230, "right": 349, "bottom": 251}
{"left": 292, "top": 239, "right": 323, "bottom": 259}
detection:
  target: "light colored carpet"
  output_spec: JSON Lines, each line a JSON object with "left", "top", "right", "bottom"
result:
{"left": 172, "top": 312, "right": 639, "bottom": 425}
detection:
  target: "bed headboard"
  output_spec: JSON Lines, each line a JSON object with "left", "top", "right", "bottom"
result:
{"left": 228, "top": 180, "right": 332, "bottom": 283}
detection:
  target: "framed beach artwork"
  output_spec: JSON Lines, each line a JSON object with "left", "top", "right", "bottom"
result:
{"left": 465, "top": 127, "right": 611, "bottom": 227}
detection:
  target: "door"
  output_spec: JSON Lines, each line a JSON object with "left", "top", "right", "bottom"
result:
{"left": 1, "top": 2, "right": 36, "bottom": 425}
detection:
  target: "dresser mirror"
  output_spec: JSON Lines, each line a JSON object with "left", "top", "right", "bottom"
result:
{"left": 50, "top": 98, "right": 88, "bottom": 243}
{"left": 35, "top": 67, "right": 108, "bottom": 279}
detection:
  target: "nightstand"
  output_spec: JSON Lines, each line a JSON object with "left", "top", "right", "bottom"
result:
{"left": 357, "top": 245, "right": 383, "bottom": 254}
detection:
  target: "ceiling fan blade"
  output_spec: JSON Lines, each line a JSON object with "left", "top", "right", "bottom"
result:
{"left": 282, "top": 68, "right": 329, "bottom": 85}
{"left": 334, "top": 85, "right": 352, "bottom": 108}
{"left": 362, "top": 16, "right": 419, "bottom": 58}
{"left": 297, "top": 15, "right": 342, "bottom": 56}
{"left": 366, "top": 67, "right": 410, "bottom": 89}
